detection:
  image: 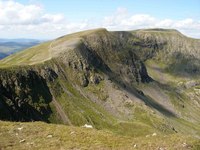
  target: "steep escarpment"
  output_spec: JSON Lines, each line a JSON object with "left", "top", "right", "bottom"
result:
{"left": 0, "top": 28, "right": 200, "bottom": 139}
{"left": 134, "top": 29, "right": 200, "bottom": 59}
{"left": 53, "top": 29, "right": 151, "bottom": 88}
{"left": 132, "top": 29, "right": 200, "bottom": 74}
{"left": 0, "top": 62, "right": 117, "bottom": 129}
{"left": 82, "top": 30, "right": 151, "bottom": 83}
{"left": 0, "top": 67, "right": 57, "bottom": 121}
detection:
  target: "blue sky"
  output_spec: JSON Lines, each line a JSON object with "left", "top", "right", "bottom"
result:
{"left": 0, "top": 0, "right": 199, "bottom": 39}
{"left": 18, "top": 0, "right": 200, "bottom": 20}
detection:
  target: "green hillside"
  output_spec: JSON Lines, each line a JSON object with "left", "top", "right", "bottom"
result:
{"left": 0, "top": 28, "right": 200, "bottom": 149}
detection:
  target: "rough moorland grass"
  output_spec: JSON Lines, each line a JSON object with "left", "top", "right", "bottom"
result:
{"left": 0, "top": 121, "right": 199, "bottom": 150}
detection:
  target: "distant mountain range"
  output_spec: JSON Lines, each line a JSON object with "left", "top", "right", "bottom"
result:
{"left": 0, "top": 39, "right": 43, "bottom": 59}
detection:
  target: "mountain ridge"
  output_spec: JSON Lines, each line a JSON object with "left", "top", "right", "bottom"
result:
{"left": 0, "top": 28, "right": 200, "bottom": 149}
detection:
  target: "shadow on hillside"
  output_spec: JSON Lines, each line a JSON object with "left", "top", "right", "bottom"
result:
{"left": 107, "top": 74, "right": 177, "bottom": 117}
{"left": 166, "top": 52, "right": 200, "bottom": 77}
{"left": 0, "top": 69, "right": 53, "bottom": 122}
{"left": 82, "top": 45, "right": 177, "bottom": 118}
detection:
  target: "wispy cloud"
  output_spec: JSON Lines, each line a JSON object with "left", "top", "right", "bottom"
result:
{"left": 0, "top": 1, "right": 199, "bottom": 39}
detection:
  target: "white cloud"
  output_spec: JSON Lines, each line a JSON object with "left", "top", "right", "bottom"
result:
{"left": 0, "top": 0, "right": 72, "bottom": 38}
{"left": 41, "top": 14, "right": 64, "bottom": 24}
{"left": 0, "top": 0, "right": 64, "bottom": 25}
{"left": 102, "top": 9, "right": 156, "bottom": 29}
{"left": 101, "top": 8, "right": 200, "bottom": 38}
{"left": 103, "top": 7, "right": 128, "bottom": 26}
{"left": 121, "top": 14, "right": 156, "bottom": 27}
{"left": 0, "top": 2, "right": 199, "bottom": 39}
{"left": 156, "top": 19, "right": 174, "bottom": 27}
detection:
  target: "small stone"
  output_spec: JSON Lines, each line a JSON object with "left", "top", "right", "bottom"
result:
{"left": 17, "top": 127, "right": 23, "bottom": 131}
{"left": 19, "top": 139, "right": 26, "bottom": 143}
{"left": 146, "top": 135, "right": 150, "bottom": 138}
{"left": 152, "top": 133, "right": 157, "bottom": 136}
{"left": 70, "top": 131, "right": 75, "bottom": 135}
{"left": 90, "top": 74, "right": 100, "bottom": 84}
{"left": 182, "top": 142, "right": 192, "bottom": 148}
{"left": 133, "top": 144, "right": 137, "bottom": 148}
{"left": 80, "top": 75, "right": 89, "bottom": 87}
{"left": 82, "top": 124, "right": 93, "bottom": 128}
{"left": 47, "top": 134, "right": 53, "bottom": 138}
{"left": 182, "top": 143, "right": 186, "bottom": 146}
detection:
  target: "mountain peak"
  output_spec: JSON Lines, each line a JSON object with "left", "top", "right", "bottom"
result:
{"left": 0, "top": 28, "right": 199, "bottom": 68}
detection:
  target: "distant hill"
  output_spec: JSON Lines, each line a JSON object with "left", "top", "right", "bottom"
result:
{"left": 0, "top": 39, "right": 42, "bottom": 59}
{"left": 0, "top": 52, "right": 8, "bottom": 59}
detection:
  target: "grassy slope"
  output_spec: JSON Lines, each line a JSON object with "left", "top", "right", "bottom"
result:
{"left": 0, "top": 28, "right": 107, "bottom": 68}
{"left": 0, "top": 121, "right": 199, "bottom": 150}
{"left": 0, "top": 41, "right": 51, "bottom": 67}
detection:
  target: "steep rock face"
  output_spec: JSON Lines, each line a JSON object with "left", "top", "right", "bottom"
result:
{"left": 132, "top": 29, "right": 200, "bottom": 74}
{"left": 134, "top": 29, "right": 200, "bottom": 59}
{"left": 0, "top": 29, "right": 152, "bottom": 122}
{"left": 82, "top": 30, "right": 151, "bottom": 83}
{"left": 57, "top": 29, "right": 151, "bottom": 87}
{"left": 0, "top": 29, "right": 153, "bottom": 88}
{"left": 0, "top": 67, "right": 57, "bottom": 121}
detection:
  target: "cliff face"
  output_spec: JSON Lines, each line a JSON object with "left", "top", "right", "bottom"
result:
{"left": 132, "top": 29, "right": 200, "bottom": 74}
{"left": 48, "top": 29, "right": 151, "bottom": 92}
{"left": 0, "top": 67, "right": 58, "bottom": 121}
{"left": 0, "top": 28, "right": 200, "bottom": 138}
{"left": 82, "top": 30, "right": 151, "bottom": 83}
{"left": 0, "top": 29, "right": 152, "bottom": 123}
